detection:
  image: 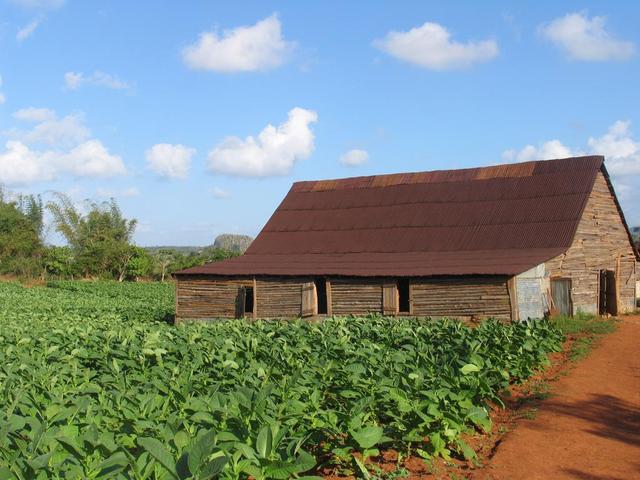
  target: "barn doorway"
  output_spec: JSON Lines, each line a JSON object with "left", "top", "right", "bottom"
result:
{"left": 244, "top": 287, "right": 254, "bottom": 317}
{"left": 398, "top": 278, "right": 410, "bottom": 314}
{"left": 236, "top": 286, "right": 254, "bottom": 319}
{"left": 599, "top": 270, "right": 617, "bottom": 316}
{"left": 315, "top": 278, "right": 328, "bottom": 315}
{"left": 551, "top": 278, "right": 572, "bottom": 316}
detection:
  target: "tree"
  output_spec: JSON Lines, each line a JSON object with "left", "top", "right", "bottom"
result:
{"left": 124, "top": 247, "right": 153, "bottom": 281}
{"left": 47, "top": 194, "right": 138, "bottom": 279}
{"left": 152, "top": 248, "right": 175, "bottom": 282}
{"left": 43, "top": 246, "right": 76, "bottom": 279}
{"left": 0, "top": 188, "right": 44, "bottom": 276}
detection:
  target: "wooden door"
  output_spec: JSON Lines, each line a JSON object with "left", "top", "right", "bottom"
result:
{"left": 605, "top": 270, "right": 618, "bottom": 316}
{"left": 551, "top": 278, "right": 572, "bottom": 316}
{"left": 301, "top": 282, "right": 317, "bottom": 317}
{"left": 599, "top": 270, "right": 618, "bottom": 316}
{"left": 598, "top": 270, "right": 607, "bottom": 315}
{"left": 236, "top": 287, "right": 246, "bottom": 319}
{"left": 382, "top": 283, "right": 398, "bottom": 316}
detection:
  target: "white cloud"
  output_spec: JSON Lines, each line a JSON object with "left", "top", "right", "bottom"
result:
{"left": 64, "top": 71, "right": 131, "bottom": 90}
{"left": 13, "top": 107, "right": 56, "bottom": 122}
{"left": 61, "top": 140, "right": 126, "bottom": 178}
{"left": 339, "top": 149, "right": 369, "bottom": 166}
{"left": 588, "top": 121, "right": 640, "bottom": 175}
{"left": 182, "top": 14, "right": 294, "bottom": 72}
{"left": 211, "top": 187, "right": 231, "bottom": 199}
{"left": 502, "top": 120, "right": 640, "bottom": 176}
{"left": 0, "top": 140, "right": 126, "bottom": 185}
{"left": 10, "top": 0, "right": 64, "bottom": 9}
{"left": 6, "top": 111, "right": 90, "bottom": 147}
{"left": 0, "top": 108, "right": 126, "bottom": 184}
{"left": 502, "top": 140, "right": 574, "bottom": 163}
{"left": 145, "top": 143, "right": 195, "bottom": 179}
{"left": 96, "top": 187, "right": 140, "bottom": 198}
{"left": 540, "top": 12, "right": 635, "bottom": 61}
{"left": 0, "top": 141, "right": 55, "bottom": 184}
{"left": 374, "top": 21, "right": 498, "bottom": 70}
{"left": 208, "top": 107, "right": 317, "bottom": 177}
{"left": 16, "top": 18, "right": 40, "bottom": 41}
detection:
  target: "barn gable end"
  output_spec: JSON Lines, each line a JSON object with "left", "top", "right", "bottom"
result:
{"left": 544, "top": 170, "right": 637, "bottom": 315}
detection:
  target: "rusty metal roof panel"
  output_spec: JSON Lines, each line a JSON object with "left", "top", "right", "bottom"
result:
{"left": 177, "top": 156, "right": 610, "bottom": 277}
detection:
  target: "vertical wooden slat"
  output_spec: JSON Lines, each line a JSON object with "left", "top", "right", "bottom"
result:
{"left": 174, "top": 281, "right": 179, "bottom": 324}
{"left": 326, "top": 279, "right": 333, "bottom": 316}
{"left": 382, "top": 283, "right": 398, "bottom": 316}
{"left": 408, "top": 281, "right": 413, "bottom": 315}
{"left": 253, "top": 277, "right": 258, "bottom": 319}
{"left": 606, "top": 270, "right": 618, "bottom": 316}
{"left": 301, "top": 282, "right": 317, "bottom": 317}
{"left": 507, "top": 277, "right": 519, "bottom": 322}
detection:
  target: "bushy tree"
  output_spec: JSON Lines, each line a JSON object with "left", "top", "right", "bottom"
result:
{"left": 125, "top": 247, "right": 153, "bottom": 281}
{"left": 43, "top": 246, "right": 76, "bottom": 279}
{"left": 0, "top": 188, "right": 44, "bottom": 276}
{"left": 47, "top": 193, "right": 138, "bottom": 279}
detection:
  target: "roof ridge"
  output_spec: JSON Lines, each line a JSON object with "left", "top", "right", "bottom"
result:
{"left": 292, "top": 155, "right": 604, "bottom": 192}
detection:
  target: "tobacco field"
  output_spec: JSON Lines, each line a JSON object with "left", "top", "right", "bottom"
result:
{"left": 0, "top": 281, "right": 563, "bottom": 479}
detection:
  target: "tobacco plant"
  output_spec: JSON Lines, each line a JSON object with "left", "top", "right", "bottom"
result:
{"left": 0, "top": 281, "right": 563, "bottom": 478}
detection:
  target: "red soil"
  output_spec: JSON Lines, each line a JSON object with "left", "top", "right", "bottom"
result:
{"left": 481, "top": 315, "right": 640, "bottom": 479}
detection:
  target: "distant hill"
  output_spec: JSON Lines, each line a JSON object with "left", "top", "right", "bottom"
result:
{"left": 631, "top": 226, "right": 639, "bottom": 242}
{"left": 213, "top": 234, "right": 254, "bottom": 254}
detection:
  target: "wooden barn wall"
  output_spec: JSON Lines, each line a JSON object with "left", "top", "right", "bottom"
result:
{"left": 411, "top": 276, "right": 512, "bottom": 321}
{"left": 255, "top": 277, "right": 309, "bottom": 318}
{"left": 330, "top": 278, "right": 383, "bottom": 315}
{"left": 176, "top": 275, "right": 252, "bottom": 320}
{"left": 545, "top": 171, "right": 637, "bottom": 314}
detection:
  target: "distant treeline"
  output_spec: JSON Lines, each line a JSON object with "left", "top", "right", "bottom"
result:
{"left": 0, "top": 188, "right": 238, "bottom": 281}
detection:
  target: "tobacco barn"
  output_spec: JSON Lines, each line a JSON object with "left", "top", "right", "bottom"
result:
{"left": 175, "top": 155, "right": 638, "bottom": 322}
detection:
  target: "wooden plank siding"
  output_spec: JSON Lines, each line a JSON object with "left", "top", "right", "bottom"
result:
{"left": 411, "top": 277, "right": 512, "bottom": 322}
{"left": 176, "top": 275, "right": 253, "bottom": 321}
{"left": 177, "top": 275, "right": 514, "bottom": 321}
{"left": 330, "top": 278, "right": 383, "bottom": 315}
{"left": 255, "top": 277, "right": 308, "bottom": 318}
{"left": 545, "top": 171, "right": 637, "bottom": 314}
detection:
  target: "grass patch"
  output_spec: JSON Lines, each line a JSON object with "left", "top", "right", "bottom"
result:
{"left": 552, "top": 311, "right": 617, "bottom": 360}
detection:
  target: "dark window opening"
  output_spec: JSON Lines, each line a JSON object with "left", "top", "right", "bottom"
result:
{"left": 398, "top": 278, "right": 410, "bottom": 313}
{"left": 315, "top": 278, "right": 328, "bottom": 315}
{"left": 599, "top": 270, "right": 617, "bottom": 316}
{"left": 244, "top": 287, "right": 254, "bottom": 317}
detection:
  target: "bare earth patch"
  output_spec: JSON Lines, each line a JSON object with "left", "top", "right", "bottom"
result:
{"left": 481, "top": 316, "right": 640, "bottom": 479}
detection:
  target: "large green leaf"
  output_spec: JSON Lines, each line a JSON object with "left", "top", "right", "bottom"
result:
{"left": 256, "top": 426, "right": 273, "bottom": 459}
{"left": 137, "top": 437, "right": 178, "bottom": 479}
{"left": 350, "top": 426, "right": 384, "bottom": 449}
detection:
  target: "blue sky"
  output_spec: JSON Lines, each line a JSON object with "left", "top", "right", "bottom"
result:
{"left": 1, "top": 0, "right": 639, "bottom": 245}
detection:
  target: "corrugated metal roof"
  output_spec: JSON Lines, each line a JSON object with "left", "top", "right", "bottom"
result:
{"left": 178, "top": 155, "right": 618, "bottom": 277}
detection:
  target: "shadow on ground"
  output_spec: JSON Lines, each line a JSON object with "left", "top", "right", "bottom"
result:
{"left": 533, "top": 393, "right": 640, "bottom": 448}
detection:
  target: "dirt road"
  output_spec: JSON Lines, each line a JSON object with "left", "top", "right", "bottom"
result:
{"left": 483, "top": 316, "right": 640, "bottom": 479}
